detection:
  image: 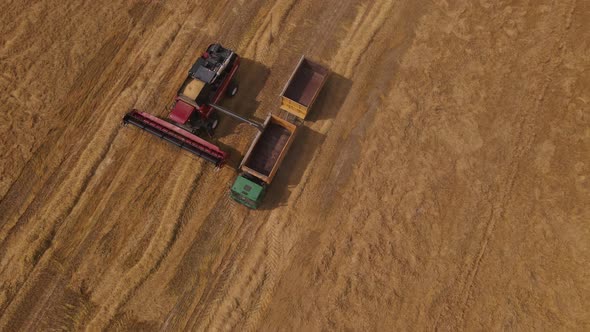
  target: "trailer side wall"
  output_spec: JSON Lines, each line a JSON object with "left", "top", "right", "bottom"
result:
{"left": 241, "top": 115, "right": 297, "bottom": 184}
{"left": 280, "top": 56, "right": 329, "bottom": 119}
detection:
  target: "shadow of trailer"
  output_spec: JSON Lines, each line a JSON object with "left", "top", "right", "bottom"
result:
{"left": 261, "top": 73, "right": 352, "bottom": 209}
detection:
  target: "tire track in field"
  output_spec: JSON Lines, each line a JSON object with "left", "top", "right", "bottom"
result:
{"left": 456, "top": 0, "right": 579, "bottom": 323}
{"left": 241, "top": 212, "right": 285, "bottom": 331}
{"left": 192, "top": 213, "right": 278, "bottom": 331}
{"left": 158, "top": 192, "right": 252, "bottom": 329}
{"left": 433, "top": 2, "right": 577, "bottom": 328}
{"left": 180, "top": 201, "right": 259, "bottom": 330}
{"left": 152, "top": 186, "right": 253, "bottom": 331}
{"left": 154, "top": 169, "right": 217, "bottom": 330}
{"left": 451, "top": 81, "right": 550, "bottom": 326}
{"left": 193, "top": 238, "right": 266, "bottom": 330}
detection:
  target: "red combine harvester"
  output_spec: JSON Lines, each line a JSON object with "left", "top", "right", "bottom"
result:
{"left": 124, "top": 43, "right": 262, "bottom": 167}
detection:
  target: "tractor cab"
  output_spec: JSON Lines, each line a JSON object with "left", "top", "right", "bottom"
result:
{"left": 230, "top": 174, "right": 267, "bottom": 209}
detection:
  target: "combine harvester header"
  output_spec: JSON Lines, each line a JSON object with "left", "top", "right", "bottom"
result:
{"left": 123, "top": 110, "right": 229, "bottom": 166}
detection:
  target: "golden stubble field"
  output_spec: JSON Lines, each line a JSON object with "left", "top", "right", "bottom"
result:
{"left": 0, "top": 0, "right": 588, "bottom": 330}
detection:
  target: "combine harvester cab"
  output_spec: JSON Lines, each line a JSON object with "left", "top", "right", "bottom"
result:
{"left": 231, "top": 56, "right": 329, "bottom": 209}
{"left": 123, "top": 43, "right": 240, "bottom": 168}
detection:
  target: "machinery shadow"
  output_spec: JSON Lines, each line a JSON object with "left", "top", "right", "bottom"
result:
{"left": 215, "top": 58, "right": 270, "bottom": 140}
{"left": 305, "top": 72, "right": 352, "bottom": 122}
{"left": 259, "top": 73, "right": 352, "bottom": 210}
{"left": 260, "top": 126, "right": 326, "bottom": 210}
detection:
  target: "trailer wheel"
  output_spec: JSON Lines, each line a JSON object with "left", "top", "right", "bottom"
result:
{"left": 227, "top": 81, "right": 239, "bottom": 97}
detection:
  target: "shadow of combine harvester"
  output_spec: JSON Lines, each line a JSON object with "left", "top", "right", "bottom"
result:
{"left": 213, "top": 58, "right": 270, "bottom": 167}
{"left": 216, "top": 58, "right": 270, "bottom": 139}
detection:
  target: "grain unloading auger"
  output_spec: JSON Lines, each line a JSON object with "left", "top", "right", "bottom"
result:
{"left": 123, "top": 43, "right": 262, "bottom": 167}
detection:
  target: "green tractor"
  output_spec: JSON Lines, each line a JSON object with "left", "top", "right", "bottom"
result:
{"left": 230, "top": 173, "right": 267, "bottom": 209}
